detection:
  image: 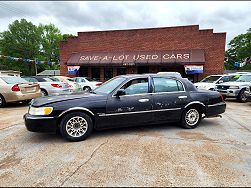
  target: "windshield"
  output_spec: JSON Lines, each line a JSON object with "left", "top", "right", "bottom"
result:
{"left": 200, "top": 76, "right": 221, "bottom": 83}
{"left": 43, "top": 77, "right": 54, "bottom": 82}
{"left": 93, "top": 77, "right": 126, "bottom": 94}
{"left": 236, "top": 75, "right": 251, "bottom": 82}
{"left": 0, "top": 77, "right": 28, "bottom": 84}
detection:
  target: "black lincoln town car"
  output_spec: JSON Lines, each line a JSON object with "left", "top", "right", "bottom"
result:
{"left": 24, "top": 74, "right": 226, "bottom": 141}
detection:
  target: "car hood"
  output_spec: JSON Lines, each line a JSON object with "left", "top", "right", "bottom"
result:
{"left": 31, "top": 92, "right": 106, "bottom": 107}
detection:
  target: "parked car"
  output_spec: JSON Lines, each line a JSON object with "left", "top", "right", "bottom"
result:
{"left": 22, "top": 76, "right": 72, "bottom": 96}
{"left": 0, "top": 76, "right": 41, "bottom": 107}
{"left": 194, "top": 74, "right": 239, "bottom": 91}
{"left": 52, "top": 76, "right": 81, "bottom": 92}
{"left": 24, "top": 74, "right": 226, "bottom": 141}
{"left": 215, "top": 74, "right": 251, "bottom": 102}
{"left": 72, "top": 77, "right": 102, "bottom": 91}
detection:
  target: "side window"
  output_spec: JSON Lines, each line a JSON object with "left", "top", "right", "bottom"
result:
{"left": 120, "top": 78, "right": 149, "bottom": 95}
{"left": 153, "top": 77, "right": 183, "bottom": 93}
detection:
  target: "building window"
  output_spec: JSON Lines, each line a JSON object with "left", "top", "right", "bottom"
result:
{"left": 91, "top": 67, "right": 100, "bottom": 81}
{"left": 104, "top": 67, "right": 113, "bottom": 81}
{"left": 117, "top": 67, "right": 127, "bottom": 75}
{"left": 79, "top": 67, "right": 88, "bottom": 77}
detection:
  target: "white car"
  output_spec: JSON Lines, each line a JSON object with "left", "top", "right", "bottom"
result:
{"left": 194, "top": 74, "right": 239, "bottom": 91}
{"left": 72, "top": 77, "right": 102, "bottom": 91}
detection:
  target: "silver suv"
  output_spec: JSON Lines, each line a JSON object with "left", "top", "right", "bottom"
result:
{"left": 216, "top": 74, "right": 251, "bottom": 102}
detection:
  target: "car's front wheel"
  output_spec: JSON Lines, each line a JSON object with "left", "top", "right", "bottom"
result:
{"left": 59, "top": 112, "right": 93, "bottom": 141}
{"left": 238, "top": 90, "right": 247, "bottom": 103}
{"left": 181, "top": 107, "right": 202, "bottom": 129}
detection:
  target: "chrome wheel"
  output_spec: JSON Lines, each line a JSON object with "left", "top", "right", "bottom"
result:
{"left": 66, "top": 116, "right": 88, "bottom": 137}
{"left": 0, "top": 97, "right": 2, "bottom": 106}
{"left": 185, "top": 109, "right": 200, "bottom": 126}
{"left": 83, "top": 87, "right": 91, "bottom": 92}
{"left": 240, "top": 91, "right": 247, "bottom": 102}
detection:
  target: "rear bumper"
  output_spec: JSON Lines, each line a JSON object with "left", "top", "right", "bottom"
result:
{"left": 24, "top": 113, "right": 58, "bottom": 132}
{"left": 6, "top": 92, "right": 42, "bottom": 103}
{"left": 206, "top": 102, "right": 226, "bottom": 117}
{"left": 48, "top": 88, "right": 73, "bottom": 96}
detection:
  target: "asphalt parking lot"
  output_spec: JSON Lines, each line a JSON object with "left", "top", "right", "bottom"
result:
{"left": 0, "top": 100, "right": 250, "bottom": 187}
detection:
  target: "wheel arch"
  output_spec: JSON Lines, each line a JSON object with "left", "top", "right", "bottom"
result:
{"left": 184, "top": 101, "right": 206, "bottom": 115}
{"left": 57, "top": 107, "right": 95, "bottom": 129}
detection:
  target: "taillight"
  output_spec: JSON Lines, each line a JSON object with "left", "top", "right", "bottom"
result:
{"left": 11, "top": 84, "right": 20, "bottom": 92}
{"left": 51, "top": 84, "right": 62, "bottom": 88}
{"left": 96, "top": 83, "right": 102, "bottom": 86}
{"left": 220, "top": 94, "right": 224, "bottom": 102}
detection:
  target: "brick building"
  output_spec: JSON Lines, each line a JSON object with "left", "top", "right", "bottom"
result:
{"left": 59, "top": 25, "right": 226, "bottom": 82}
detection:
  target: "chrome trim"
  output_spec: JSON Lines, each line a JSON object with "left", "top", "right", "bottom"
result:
{"left": 25, "top": 116, "right": 55, "bottom": 120}
{"left": 184, "top": 101, "right": 205, "bottom": 109}
{"left": 207, "top": 102, "right": 226, "bottom": 107}
{"left": 58, "top": 107, "right": 95, "bottom": 117}
{"left": 138, "top": 99, "right": 149, "bottom": 102}
{"left": 98, "top": 108, "right": 181, "bottom": 117}
{"left": 178, "top": 96, "right": 188, "bottom": 99}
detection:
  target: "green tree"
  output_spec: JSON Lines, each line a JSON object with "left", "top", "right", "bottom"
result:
{"left": 0, "top": 19, "right": 41, "bottom": 75}
{"left": 225, "top": 28, "right": 251, "bottom": 70}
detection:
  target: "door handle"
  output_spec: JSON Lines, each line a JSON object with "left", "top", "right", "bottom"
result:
{"left": 178, "top": 96, "right": 187, "bottom": 99}
{"left": 138, "top": 99, "right": 149, "bottom": 102}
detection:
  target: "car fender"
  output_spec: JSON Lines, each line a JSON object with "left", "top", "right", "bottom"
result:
{"left": 58, "top": 107, "right": 95, "bottom": 117}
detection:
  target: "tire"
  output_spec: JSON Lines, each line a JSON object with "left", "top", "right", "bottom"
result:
{"left": 59, "top": 112, "right": 93, "bottom": 142}
{"left": 0, "top": 94, "right": 6, "bottom": 108}
{"left": 181, "top": 107, "right": 202, "bottom": 129}
{"left": 83, "top": 86, "right": 91, "bottom": 92}
{"left": 22, "top": 99, "right": 32, "bottom": 104}
{"left": 41, "top": 89, "right": 48, "bottom": 96}
{"left": 238, "top": 90, "right": 247, "bottom": 103}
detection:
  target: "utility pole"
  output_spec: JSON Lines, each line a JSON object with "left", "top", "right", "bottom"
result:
{"left": 34, "top": 58, "right": 37, "bottom": 76}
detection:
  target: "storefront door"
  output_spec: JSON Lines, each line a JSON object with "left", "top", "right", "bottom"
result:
{"left": 137, "top": 66, "right": 149, "bottom": 74}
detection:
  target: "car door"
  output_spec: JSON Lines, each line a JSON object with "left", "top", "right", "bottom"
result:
{"left": 104, "top": 77, "right": 154, "bottom": 128}
{"left": 152, "top": 77, "right": 188, "bottom": 122}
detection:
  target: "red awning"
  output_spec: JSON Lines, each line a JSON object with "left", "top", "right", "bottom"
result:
{"left": 67, "top": 49, "right": 205, "bottom": 66}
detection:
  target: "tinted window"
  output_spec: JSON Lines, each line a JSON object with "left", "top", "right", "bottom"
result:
{"left": 1, "top": 77, "right": 28, "bottom": 84}
{"left": 153, "top": 77, "right": 183, "bottom": 93}
{"left": 121, "top": 78, "right": 149, "bottom": 95}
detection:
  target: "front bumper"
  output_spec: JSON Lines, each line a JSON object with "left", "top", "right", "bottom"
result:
{"left": 216, "top": 89, "right": 240, "bottom": 97}
{"left": 24, "top": 113, "right": 58, "bottom": 132}
{"left": 206, "top": 102, "right": 226, "bottom": 117}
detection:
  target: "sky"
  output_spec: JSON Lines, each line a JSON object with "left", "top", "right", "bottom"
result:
{"left": 0, "top": 1, "right": 251, "bottom": 48}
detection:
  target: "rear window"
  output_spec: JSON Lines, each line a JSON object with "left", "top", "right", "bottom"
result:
{"left": 0, "top": 77, "right": 28, "bottom": 84}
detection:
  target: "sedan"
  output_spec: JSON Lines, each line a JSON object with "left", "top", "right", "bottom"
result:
{"left": 0, "top": 76, "right": 41, "bottom": 107}
{"left": 24, "top": 74, "right": 226, "bottom": 141}
{"left": 72, "top": 77, "right": 102, "bottom": 91}
{"left": 22, "top": 76, "right": 72, "bottom": 96}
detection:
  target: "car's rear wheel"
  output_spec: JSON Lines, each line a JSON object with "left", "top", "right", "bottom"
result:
{"left": 181, "top": 107, "right": 202, "bottom": 129}
{"left": 59, "top": 112, "right": 93, "bottom": 141}
{"left": 41, "top": 89, "right": 48, "bottom": 96}
{"left": 238, "top": 90, "right": 247, "bottom": 103}
{"left": 83, "top": 86, "right": 91, "bottom": 92}
{"left": 0, "top": 94, "right": 6, "bottom": 108}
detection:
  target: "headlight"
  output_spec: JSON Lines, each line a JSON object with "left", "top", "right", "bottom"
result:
{"left": 29, "top": 106, "right": 53, "bottom": 115}
{"left": 229, "top": 86, "right": 239, "bottom": 89}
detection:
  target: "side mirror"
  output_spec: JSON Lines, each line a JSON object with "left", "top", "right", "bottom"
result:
{"left": 218, "top": 80, "right": 223, "bottom": 84}
{"left": 115, "top": 89, "right": 126, "bottom": 98}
